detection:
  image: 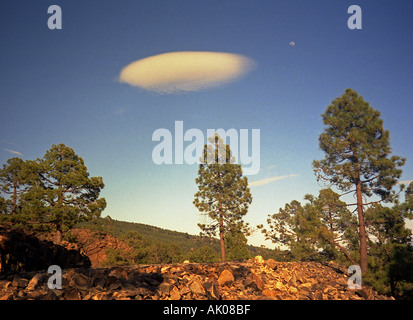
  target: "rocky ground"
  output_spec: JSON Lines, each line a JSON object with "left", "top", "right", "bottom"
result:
{"left": 0, "top": 256, "right": 393, "bottom": 300}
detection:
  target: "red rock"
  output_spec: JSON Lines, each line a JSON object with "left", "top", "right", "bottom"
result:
{"left": 218, "top": 270, "right": 234, "bottom": 286}
{"left": 202, "top": 281, "right": 220, "bottom": 300}
{"left": 254, "top": 255, "right": 264, "bottom": 264}
{"left": 262, "top": 289, "right": 278, "bottom": 298}
{"left": 170, "top": 286, "right": 181, "bottom": 300}
{"left": 265, "top": 259, "right": 277, "bottom": 270}
{"left": 252, "top": 273, "right": 264, "bottom": 290}
{"left": 27, "top": 274, "right": 43, "bottom": 291}
{"left": 12, "top": 277, "right": 29, "bottom": 288}
{"left": 0, "top": 293, "right": 13, "bottom": 300}
{"left": 189, "top": 280, "right": 205, "bottom": 296}
{"left": 64, "top": 288, "right": 81, "bottom": 300}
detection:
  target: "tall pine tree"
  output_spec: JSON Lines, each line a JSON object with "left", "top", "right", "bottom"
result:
{"left": 193, "top": 134, "right": 252, "bottom": 262}
{"left": 313, "top": 88, "right": 405, "bottom": 273}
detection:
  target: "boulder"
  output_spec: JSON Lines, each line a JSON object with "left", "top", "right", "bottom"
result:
{"left": 218, "top": 269, "right": 234, "bottom": 287}
{"left": 265, "top": 258, "right": 277, "bottom": 270}
{"left": 27, "top": 274, "right": 43, "bottom": 291}
{"left": 189, "top": 279, "right": 205, "bottom": 296}
{"left": 253, "top": 255, "right": 265, "bottom": 264}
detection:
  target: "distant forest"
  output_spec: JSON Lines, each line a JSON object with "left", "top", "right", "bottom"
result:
{"left": 77, "top": 216, "right": 280, "bottom": 264}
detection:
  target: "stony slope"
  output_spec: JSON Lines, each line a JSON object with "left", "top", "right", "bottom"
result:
{"left": 66, "top": 228, "right": 133, "bottom": 267}
{"left": 0, "top": 256, "right": 392, "bottom": 300}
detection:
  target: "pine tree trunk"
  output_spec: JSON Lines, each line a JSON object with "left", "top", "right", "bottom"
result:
{"left": 356, "top": 180, "right": 368, "bottom": 274}
{"left": 217, "top": 148, "right": 226, "bottom": 263}
{"left": 12, "top": 180, "right": 17, "bottom": 215}
{"left": 219, "top": 215, "right": 226, "bottom": 262}
{"left": 219, "top": 195, "right": 226, "bottom": 262}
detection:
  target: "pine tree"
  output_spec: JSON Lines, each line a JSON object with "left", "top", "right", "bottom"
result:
{"left": 189, "top": 246, "right": 220, "bottom": 263}
{"left": 259, "top": 189, "right": 360, "bottom": 263}
{"left": 225, "top": 228, "right": 251, "bottom": 261}
{"left": 313, "top": 88, "right": 405, "bottom": 273}
{"left": 258, "top": 199, "right": 321, "bottom": 261}
{"left": 305, "top": 189, "right": 358, "bottom": 265}
{"left": 34, "top": 144, "right": 106, "bottom": 241}
{"left": 193, "top": 134, "right": 252, "bottom": 262}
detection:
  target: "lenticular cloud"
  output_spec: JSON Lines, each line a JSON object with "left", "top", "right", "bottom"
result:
{"left": 119, "top": 51, "right": 254, "bottom": 94}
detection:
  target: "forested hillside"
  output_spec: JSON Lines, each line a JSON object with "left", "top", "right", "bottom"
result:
{"left": 77, "top": 217, "right": 278, "bottom": 263}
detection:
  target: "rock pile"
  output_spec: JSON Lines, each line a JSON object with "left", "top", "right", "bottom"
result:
{"left": 0, "top": 256, "right": 392, "bottom": 300}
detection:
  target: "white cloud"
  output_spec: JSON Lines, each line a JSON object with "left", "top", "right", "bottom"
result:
{"left": 119, "top": 51, "right": 255, "bottom": 94}
{"left": 249, "top": 174, "right": 299, "bottom": 187}
{"left": 4, "top": 148, "right": 22, "bottom": 156}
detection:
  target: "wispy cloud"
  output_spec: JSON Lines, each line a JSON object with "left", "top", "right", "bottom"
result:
{"left": 398, "top": 180, "right": 413, "bottom": 185}
{"left": 265, "top": 164, "right": 277, "bottom": 170}
{"left": 4, "top": 148, "right": 22, "bottom": 156}
{"left": 249, "top": 174, "right": 299, "bottom": 187}
{"left": 114, "top": 107, "right": 127, "bottom": 115}
{"left": 119, "top": 51, "right": 255, "bottom": 94}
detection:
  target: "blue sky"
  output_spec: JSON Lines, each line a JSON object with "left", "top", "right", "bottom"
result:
{"left": 1, "top": 0, "right": 412, "bottom": 247}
